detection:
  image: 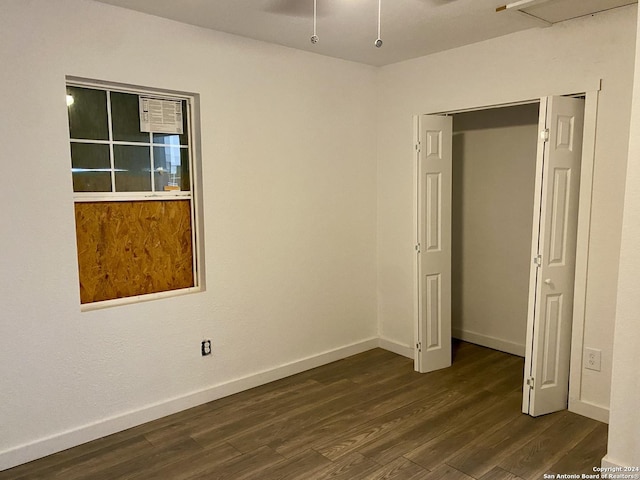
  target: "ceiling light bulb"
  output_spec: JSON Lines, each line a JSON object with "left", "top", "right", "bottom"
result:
{"left": 66, "top": 94, "right": 74, "bottom": 107}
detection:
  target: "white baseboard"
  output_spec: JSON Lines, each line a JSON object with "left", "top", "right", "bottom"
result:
{"left": 569, "top": 398, "right": 610, "bottom": 424}
{"left": 0, "top": 337, "right": 379, "bottom": 472}
{"left": 378, "top": 338, "right": 414, "bottom": 359}
{"left": 601, "top": 456, "right": 628, "bottom": 469}
{"left": 452, "top": 328, "right": 526, "bottom": 357}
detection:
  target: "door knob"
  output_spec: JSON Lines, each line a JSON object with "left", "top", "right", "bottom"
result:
{"left": 544, "top": 279, "right": 552, "bottom": 285}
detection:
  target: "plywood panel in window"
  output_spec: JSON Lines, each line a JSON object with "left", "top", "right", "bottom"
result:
{"left": 74, "top": 200, "right": 194, "bottom": 304}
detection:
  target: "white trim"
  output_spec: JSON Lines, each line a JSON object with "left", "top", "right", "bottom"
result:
{"left": 452, "top": 328, "right": 526, "bottom": 357}
{"left": 378, "top": 337, "right": 414, "bottom": 359}
{"left": 569, "top": 398, "right": 610, "bottom": 424}
{"left": 190, "top": 95, "right": 206, "bottom": 292}
{"left": 430, "top": 98, "right": 540, "bottom": 116}
{"left": 0, "top": 338, "right": 379, "bottom": 472}
{"left": 569, "top": 89, "right": 600, "bottom": 416}
{"left": 601, "top": 456, "right": 628, "bottom": 470}
{"left": 186, "top": 98, "right": 199, "bottom": 289}
{"left": 73, "top": 192, "right": 192, "bottom": 202}
{"left": 80, "top": 286, "right": 203, "bottom": 312}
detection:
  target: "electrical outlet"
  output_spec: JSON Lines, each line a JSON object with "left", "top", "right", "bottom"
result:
{"left": 584, "top": 347, "right": 601, "bottom": 372}
{"left": 201, "top": 340, "right": 212, "bottom": 356}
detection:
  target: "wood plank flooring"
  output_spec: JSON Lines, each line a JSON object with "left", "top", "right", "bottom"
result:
{"left": 1, "top": 341, "right": 607, "bottom": 480}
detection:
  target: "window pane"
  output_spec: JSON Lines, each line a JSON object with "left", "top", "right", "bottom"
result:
{"left": 153, "top": 100, "right": 189, "bottom": 145}
{"left": 111, "top": 92, "right": 149, "bottom": 143}
{"left": 67, "top": 87, "right": 109, "bottom": 140}
{"left": 114, "top": 145, "right": 151, "bottom": 192}
{"left": 153, "top": 147, "right": 190, "bottom": 192}
{"left": 71, "top": 142, "right": 112, "bottom": 192}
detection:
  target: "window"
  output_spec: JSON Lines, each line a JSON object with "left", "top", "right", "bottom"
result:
{"left": 66, "top": 80, "right": 201, "bottom": 307}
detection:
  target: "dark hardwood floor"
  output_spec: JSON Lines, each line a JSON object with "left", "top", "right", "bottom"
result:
{"left": 1, "top": 341, "right": 607, "bottom": 479}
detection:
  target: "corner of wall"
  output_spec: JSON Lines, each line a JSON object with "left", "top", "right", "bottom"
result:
{"left": 378, "top": 337, "right": 414, "bottom": 359}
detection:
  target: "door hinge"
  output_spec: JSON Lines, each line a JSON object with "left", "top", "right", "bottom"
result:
{"left": 533, "top": 255, "right": 542, "bottom": 268}
{"left": 416, "top": 342, "right": 422, "bottom": 352}
{"left": 415, "top": 243, "right": 421, "bottom": 254}
{"left": 526, "top": 377, "right": 535, "bottom": 389}
{"left": 415, "top": 141, "right": 421, "bottom": 153}
{"left": 540, "top": 129, "right": 550, "bottom": 142}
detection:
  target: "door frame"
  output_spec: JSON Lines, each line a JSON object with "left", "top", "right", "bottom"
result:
{"left": 412, "top": 81, "right": 604, "bottom": 421}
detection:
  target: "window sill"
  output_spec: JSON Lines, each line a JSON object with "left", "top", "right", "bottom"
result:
{"left": 80, "top": 286, "right": 203, "bottom": 312}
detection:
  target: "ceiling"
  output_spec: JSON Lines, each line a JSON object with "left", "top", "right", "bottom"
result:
{"left": 93, "top": 0, "right": 637, "bottom": 66}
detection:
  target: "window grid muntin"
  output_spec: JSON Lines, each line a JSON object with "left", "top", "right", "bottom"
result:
{"left": 106, "top": 90, "right": 116, "bottom": 193}
{"left": 150, "top": 137, "right": 156, "bottom": 193}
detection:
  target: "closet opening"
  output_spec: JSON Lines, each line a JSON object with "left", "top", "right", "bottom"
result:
{"left": 451, "top": 103, "right": 540, "bottom": 359}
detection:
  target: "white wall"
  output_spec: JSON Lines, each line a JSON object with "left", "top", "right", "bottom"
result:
{"left": 605, "top": 8, "right": 640, "bottom": 470}
{"left": 1, "top": 0, "right": 637, "bottom": 471}
{"left": 377, "top": 6, "right": 636, "bottom": 416}
{"left": 0, "top": 0, "right": 377, "bottom": 470}
{"left": 451, "top": 105, "right": 539, "bottom": 356}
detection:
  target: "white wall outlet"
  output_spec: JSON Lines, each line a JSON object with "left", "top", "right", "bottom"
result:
{"left": 584, "top": 347, "right": 602, "bottom": 372}
{"left": 201, "top": 339, "right": 212, "bottom": 356}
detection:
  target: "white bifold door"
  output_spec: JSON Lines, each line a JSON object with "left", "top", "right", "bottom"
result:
{"left": 523, "top": 96, "right": 584, "bottom": 416}
{"left": 415, "top": 115, "right": 453, "bottom": 374}
{"left": 416, "top": 95, "right": 584, "bottom": 416}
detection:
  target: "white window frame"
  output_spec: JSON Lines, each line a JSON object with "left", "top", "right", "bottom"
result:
{"left": 67, "top": 77, "right": 203, "bottom": 311}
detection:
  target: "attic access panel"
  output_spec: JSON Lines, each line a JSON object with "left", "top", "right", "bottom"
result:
{"left": 499, "top": 0, "right": 637, "bottom": 24}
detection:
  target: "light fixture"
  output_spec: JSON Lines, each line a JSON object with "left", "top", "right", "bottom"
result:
{"left": 375, "top": 0, "right": 383, "bottom": 48}
{"left": 310, "top": 0, "right": 383, "bottom": 48}
{"left": 66, "top": 94, "right": 74, "bottom": 107}
{"left": 310, "top": 0, "right": 318, "bottom": 43}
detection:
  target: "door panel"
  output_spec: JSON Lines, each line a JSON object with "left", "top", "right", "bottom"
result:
{"left": 425, "top": 273, "right": 442, "bottom": 350}
{"left": 417, "top": 115, "right": 452, "bottom": 372}
{"left": 541, "top": 293, "right": 562, "bottom": 387}
{"left": 549, "top": 168, "right": 571, "bottom": 265}
{"left": 426, "top": 173, "right": 442, "bottom": 252}
{"left": 527, "top": 96, "right": 584, "bottom": 416}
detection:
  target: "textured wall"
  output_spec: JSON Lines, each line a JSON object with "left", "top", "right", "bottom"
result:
{"left": 377, "top": 6, "right": 636, "bottom": 412}
{"left": 0, "top": 0, "right": 377, "bottom": 469}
